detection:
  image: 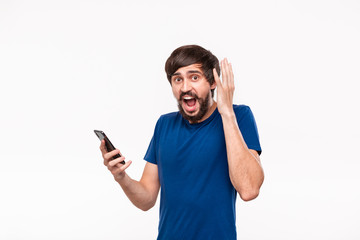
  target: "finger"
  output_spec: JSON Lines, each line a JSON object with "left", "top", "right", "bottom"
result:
{"left": 213, "top": 68, "right": 221, "bottom": 87}
{"left": 108, "top": 156, "right": 126, "bottom": 167}
{"left": 99, "top": 140, "right": 107, "bottom": 155}
{"left": 224, "top": 59, "right": 233, "bottom": 87}
{"left": 113, "top": 160, "right": 132, "bottom": 175}
{"left": 104, "top": 149, "right": 121, "bottom": 159}
{"left": 221, "top": 59, "right": 228, "bottom": 86}
{"left": 103, "top": 149, "right": 122, "bottom": 165}
{"left": 226, "top": 59, "right": 235, "bottom": 90}
{"left": 228, "top": 62, "right": 234, "bottom": 89}
{"left": 225, "top": 58, "right": 233, "bottom": 87}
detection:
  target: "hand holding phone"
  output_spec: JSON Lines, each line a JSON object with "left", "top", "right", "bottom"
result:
{"left": 94, "top": 130, "right": 125, "bottom": 164}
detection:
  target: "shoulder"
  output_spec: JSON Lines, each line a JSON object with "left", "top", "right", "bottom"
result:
{"left": 152, "top": 111, "right": 182, "bottom": 137}
{"left": 233, "top": 104, "right": 259, "bottom": 124}
{"left": 233, "top": 104, "right": 251, "bottom": 112}
{"left": 160, "top": 111, "right": 179, "bottom": 120}
{"left": 158, "top": 111, "right": 179, "bottom": 123}
{"left": 233, "top": 104, "right": 252, "bottom": 117}
{"left": 154, "top": 111, "right": 180, "bottom": 128}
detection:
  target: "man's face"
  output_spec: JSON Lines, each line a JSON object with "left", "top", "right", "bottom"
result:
{"left": 170, "top": 64, "right": 216, "bottom": 123}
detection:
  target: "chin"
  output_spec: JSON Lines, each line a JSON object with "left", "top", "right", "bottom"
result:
{"left": 184, "top": 108, "right": 199, "bottom": 116}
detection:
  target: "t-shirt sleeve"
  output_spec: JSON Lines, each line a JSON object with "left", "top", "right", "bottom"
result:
{"left": 235, "top": 105, "right": 262, "bottom": 155}
{"left": 144, "top": 117, "right": 162, "bottom": 164}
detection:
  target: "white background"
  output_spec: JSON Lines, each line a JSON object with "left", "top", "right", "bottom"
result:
{"left": 1, "top": 0, "right": 359, "bottom": 239}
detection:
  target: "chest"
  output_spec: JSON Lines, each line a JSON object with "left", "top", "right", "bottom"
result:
{"left": 156, "top": 118, "right": 228, "bottom": 178}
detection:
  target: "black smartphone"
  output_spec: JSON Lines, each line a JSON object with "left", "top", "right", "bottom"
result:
{"left": 94, "top": 130, "right": 125, "bottom": 164}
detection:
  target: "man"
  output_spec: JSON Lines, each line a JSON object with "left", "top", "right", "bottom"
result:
{"left": 100, "top": 45, "right": 264, "bottom": 239}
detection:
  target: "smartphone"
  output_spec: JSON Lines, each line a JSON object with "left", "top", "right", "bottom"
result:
{"left": 94, "top": 130, "right": 125, "bottom": 164}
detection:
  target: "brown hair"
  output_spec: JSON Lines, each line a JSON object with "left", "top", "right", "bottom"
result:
{"left": 165, "top": 45, "right": 220, "bottom": 97}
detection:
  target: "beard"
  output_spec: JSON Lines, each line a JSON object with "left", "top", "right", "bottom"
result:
{"left": 177, "top": 91, "right": 211, "bottom": 123}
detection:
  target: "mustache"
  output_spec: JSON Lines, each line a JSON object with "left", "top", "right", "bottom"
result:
{"left": 179, "top": 91, "right": 198, "bottom": 100}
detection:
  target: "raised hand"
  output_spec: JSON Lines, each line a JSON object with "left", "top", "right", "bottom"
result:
{"left": 213, "top": 58, "right": 235, "bottom": 117}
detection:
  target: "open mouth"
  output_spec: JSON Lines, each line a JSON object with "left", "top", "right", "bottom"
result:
{"left": 182, "top": 96, "right": 198, "bottom": 113}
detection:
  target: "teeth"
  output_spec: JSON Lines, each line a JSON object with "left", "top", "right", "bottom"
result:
{"left": 184, "top": 97, "right": 194, "bottom": 100}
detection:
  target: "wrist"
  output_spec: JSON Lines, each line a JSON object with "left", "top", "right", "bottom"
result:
{"left": 220, "top": 109, "right": 236, "bottom": 120}
{"left": 115, "top": 172, "right": 127, "bottom": 183}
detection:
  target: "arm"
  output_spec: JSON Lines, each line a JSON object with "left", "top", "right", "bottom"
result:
{"left": 213, "top": 59, "right": 264, "bottom": 201}
{"left": 101, "top": 140, "right": 160, "bottom": 211}
{"left": 221, "top": 113, "right": 264, "bottom": 201}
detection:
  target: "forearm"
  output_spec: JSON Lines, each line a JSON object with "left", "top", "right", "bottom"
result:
{"left": 101, "top": 141, "right": 160, "bottom": 210}
{"left": 116, "top": 173, "right": 158, "bottom": 211}
{"left": 221, "top": 112, "right": 264, "bottom": 201}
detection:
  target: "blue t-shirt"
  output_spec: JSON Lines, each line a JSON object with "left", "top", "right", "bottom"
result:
{"left": 144, "top": 105, "right": 261, "bottom": 240}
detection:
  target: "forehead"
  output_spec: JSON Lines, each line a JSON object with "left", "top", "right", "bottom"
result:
{"left": 173, "top": 63, "right": 203, "bottom": 75}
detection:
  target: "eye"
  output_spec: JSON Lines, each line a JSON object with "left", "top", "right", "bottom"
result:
{"left": 173, "top": 77, "right": 182, "bottom": 83}
{"left": 191, "top": 75, "right": 199, "bottom": 81}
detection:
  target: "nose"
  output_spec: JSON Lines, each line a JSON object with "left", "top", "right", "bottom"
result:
{"left": 180, "top": 78, "right": 192, "bottom": 93}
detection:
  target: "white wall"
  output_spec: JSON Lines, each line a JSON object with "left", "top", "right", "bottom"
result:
{"left": 1, "top": 0, "right": 359, "bottom": 239}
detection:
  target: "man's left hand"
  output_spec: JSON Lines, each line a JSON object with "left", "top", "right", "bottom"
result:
{"left": 213, "top": 58, "right": 235, "bottom": 117}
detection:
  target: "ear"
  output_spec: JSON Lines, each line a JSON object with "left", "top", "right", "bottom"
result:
{"left": 210, "top": 81, "right": 217, "bottom": 90}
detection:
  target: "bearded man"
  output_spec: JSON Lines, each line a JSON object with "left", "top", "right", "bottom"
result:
{"left": 100, "top": 45, "right": 264, "bottom": 240}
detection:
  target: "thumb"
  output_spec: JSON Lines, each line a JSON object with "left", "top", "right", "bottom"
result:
{"left": 213, "top": 68, "right": 221, "bottom": 88}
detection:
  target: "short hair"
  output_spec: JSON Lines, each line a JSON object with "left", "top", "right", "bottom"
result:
{"left": 165, "top": 45, "right": 220, "bottom": 97}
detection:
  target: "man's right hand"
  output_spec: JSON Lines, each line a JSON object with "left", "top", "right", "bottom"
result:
{"left": 99, "top": 139, "right": 160, "bottom": 211}
{"left": 100, "top": 140, "right": 132, "bottom": 182}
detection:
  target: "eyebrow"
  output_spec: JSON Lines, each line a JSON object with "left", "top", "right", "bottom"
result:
{"left": 171, "top": 70, "right": 203, "bottom": 77}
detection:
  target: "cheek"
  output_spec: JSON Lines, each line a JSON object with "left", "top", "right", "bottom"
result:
{"left": 197, "top": 85, "right": 211, "bottom": 97}
{"left": 171, "top": 86, "right": 180, "bottom": 99}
